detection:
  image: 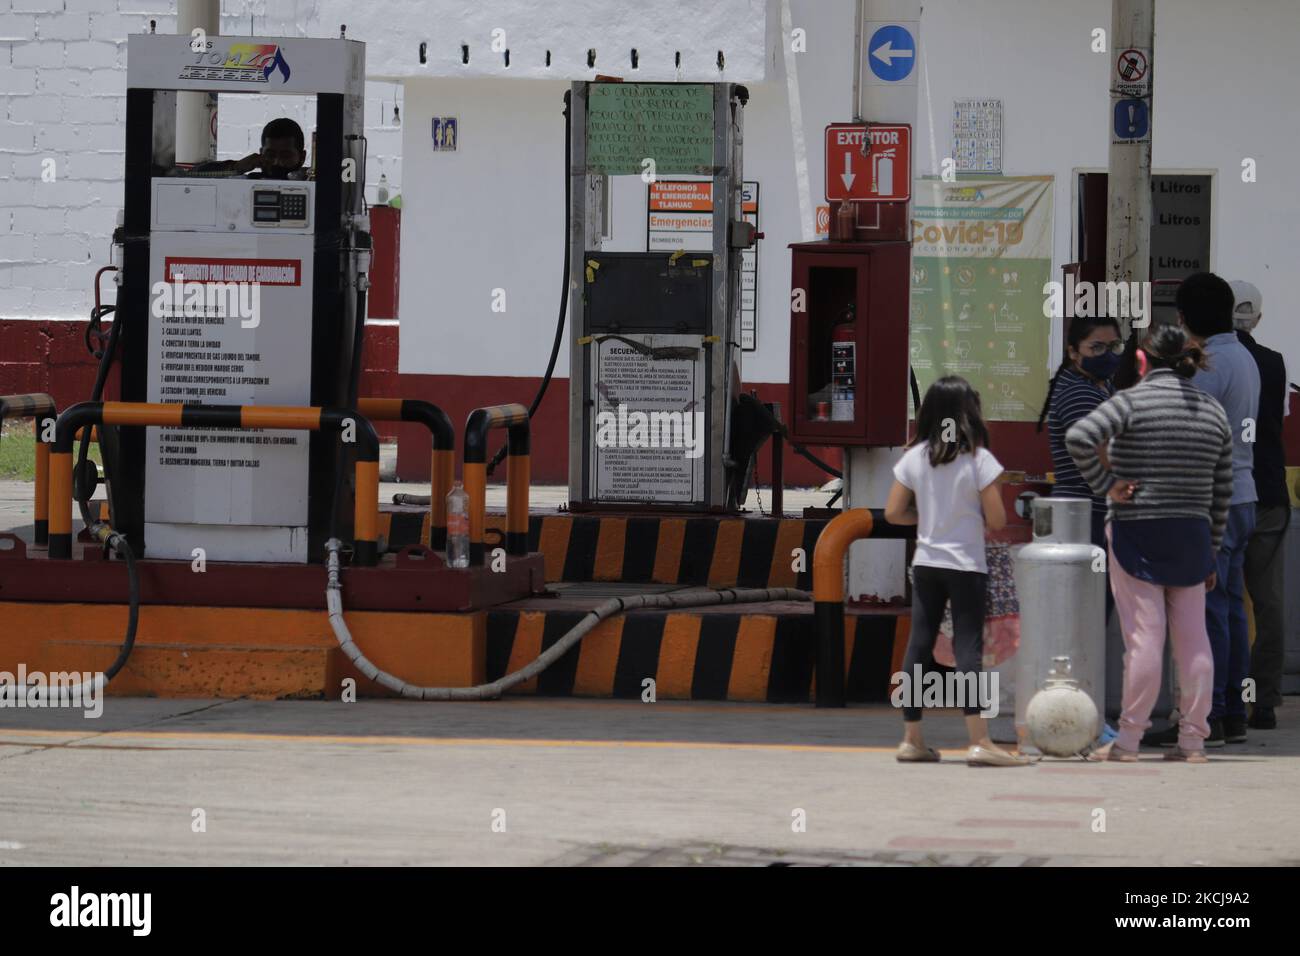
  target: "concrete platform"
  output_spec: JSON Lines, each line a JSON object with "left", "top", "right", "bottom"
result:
{"left": 0, "top": 697, "right": 1296, "bottom": 866}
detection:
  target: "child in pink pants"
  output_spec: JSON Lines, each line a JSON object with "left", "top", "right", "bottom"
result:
{"left": 1107, "top": 525, "right": 1215, "bottom": 753}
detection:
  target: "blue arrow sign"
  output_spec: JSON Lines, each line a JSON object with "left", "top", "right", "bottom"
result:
{"left": 868, "top": 24, "right": 916, "bottom": 82}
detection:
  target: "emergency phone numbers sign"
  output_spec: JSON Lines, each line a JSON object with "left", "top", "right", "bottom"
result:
{"left": 825, "top": 123, "right": 911, "bottom": 203}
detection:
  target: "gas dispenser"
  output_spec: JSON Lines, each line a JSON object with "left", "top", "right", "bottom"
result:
{"left": 112, "top": 33, "right": 368, "bottom": 562}
{"left": 567, "top": 82, "right": 754, "bottom": 511}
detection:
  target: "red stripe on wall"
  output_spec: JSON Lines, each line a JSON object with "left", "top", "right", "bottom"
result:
{"left": 6, "top": 318, "right": 1298, "bottom": 488}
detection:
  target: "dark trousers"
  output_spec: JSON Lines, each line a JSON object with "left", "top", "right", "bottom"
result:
{"left": 902, "top": 564, "right": 986, "bottom": 721}
{"left": 1207, "top": 503, "right": 1256, "bottom": 720}
{"left": 1245, "top": 504, "right": 1290, "bottom": 709}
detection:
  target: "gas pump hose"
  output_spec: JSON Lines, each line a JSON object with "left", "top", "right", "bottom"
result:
{"left": 323, "top": 537, "right": 808, "bottom": 700}
{"left": 12, "top": 265, "right": 145, "bottom": 703}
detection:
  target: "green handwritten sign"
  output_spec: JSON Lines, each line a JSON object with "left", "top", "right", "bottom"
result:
{"left": 586, "top": 83, "right": 714, "bottom": 176}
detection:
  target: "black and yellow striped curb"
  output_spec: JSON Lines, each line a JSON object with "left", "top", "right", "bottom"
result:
{"left": 381, "top": 512, "right": 832, "bottom": 588}
{"left": 484, "top": 606, "right": 909, "bottom": 702}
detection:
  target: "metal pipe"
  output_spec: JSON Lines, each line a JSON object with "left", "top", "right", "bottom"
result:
{"left": 358, "top": 397, "right": 455, "bottom": 549}
{"left": 48, "top": 402, "right": 381, "bottom": 565}
{"left": 810, "top": 507, "right": 918, "bottom": 707}
{"left": 812, "top": 509, "right": 874, "bottom": 707}
{"left": 463, "top": 403, "right": 530, "bottom": 565}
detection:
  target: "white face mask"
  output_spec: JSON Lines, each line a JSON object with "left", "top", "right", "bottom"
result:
{"left": 1233, "top": 310, "right": 1260, "bottom": 332}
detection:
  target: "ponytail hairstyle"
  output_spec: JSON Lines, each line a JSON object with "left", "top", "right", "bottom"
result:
{"left": 1139, "top": 324, "right": 1208, "bottom": 379}
{"left": 911, "top": 375, "right": 991, "bottom": 467}
{"left": 1036, "top": 314, "right": 1122, "bottom": 431}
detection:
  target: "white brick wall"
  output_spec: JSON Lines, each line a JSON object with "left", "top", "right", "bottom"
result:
{"left": 1, "top": 0, "right": 404, "bottom": 321}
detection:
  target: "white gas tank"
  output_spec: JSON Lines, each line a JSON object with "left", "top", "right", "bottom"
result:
{"left": 1026, "top": 656, "right": 1100, "bottom": 757}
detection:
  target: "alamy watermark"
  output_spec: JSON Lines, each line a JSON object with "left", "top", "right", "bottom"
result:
{"left": 594, "top": 405, "right": 704, "bottom": 459}
{"left": 891, "top": 664, "right": 999, "bottom": 718}
{"left": 151, "top": 277, "right": 262, "bottom": 329}
{"left": 0, "top": 665, "right": 104, "bottom": 719}
{"left": 50, "top": 886, "right": 150, "bottom": 936}
{"left": 1042, "top": 274, "right": 1151, "bottom": 327}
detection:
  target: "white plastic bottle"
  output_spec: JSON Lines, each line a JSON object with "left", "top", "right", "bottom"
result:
{"left": 376, "top": 173, "right": 390, "bottom": 205}
{"left": 446, "top": 481, "right": 470, "bottom": 568}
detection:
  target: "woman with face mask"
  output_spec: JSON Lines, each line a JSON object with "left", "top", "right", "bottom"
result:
{"left": 1035, "top": 316, "right": 1125, "bottom": 750}
{"left": 1037, "top": 316, "right": 1124, "bottom": 567}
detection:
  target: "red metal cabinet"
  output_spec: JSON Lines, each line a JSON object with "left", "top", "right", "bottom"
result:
{"left": 788, "top": 239, "right": 910, "bottom": 447}
{"left": 368, "top": 205, "right": 401, "bottom": 319}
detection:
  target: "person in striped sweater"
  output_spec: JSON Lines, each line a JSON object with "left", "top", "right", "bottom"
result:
{"left": 1065, "top": 325, "right": 1234, "bottom": 763}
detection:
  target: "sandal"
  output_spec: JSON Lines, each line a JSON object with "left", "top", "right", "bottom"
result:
{"left": 1164, "top": 747, "right": 1208, "bottom": 764}
{"left": 896, "top": 741, "right": 942, "bottom": 763}
{"left": 1107, "top": 744, "right": 1141, "bottom": 762}
{"left": 966, "top": 744, "right": 1031, "bottom": 767}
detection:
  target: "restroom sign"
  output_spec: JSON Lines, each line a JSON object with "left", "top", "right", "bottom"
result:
{"left": 825, "top": 123, "right": 911, "bottom": 202}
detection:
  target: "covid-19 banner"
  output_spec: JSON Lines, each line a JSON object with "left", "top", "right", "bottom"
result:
{"left": 909, "top": 176, "right": 1054, "bottom": 422}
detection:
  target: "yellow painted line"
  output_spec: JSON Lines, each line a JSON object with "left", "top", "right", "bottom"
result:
{"left": 767, "top": 519, "right": 805, "bottom": 588}
{"left": 655, "top": 613, "right": 701, "bottom": 698}
{"left": 651, "top": 518, "right": 686, "bottom": 583}
{"left": 0, "top": 727, "right": 955, "bottom": 755}
{"left": 538, "top": 516, "right": 572, "bottom": 583}
{"left": 706, "top": 518, "right": 745, "bottom": 587}
{"left": 506, "top": 611, "right": 546, "bottom": 694}
{"left": 727, "top": 615, "right": 775, "bottom": 701}
{"left": 592, "top": 517, "right": 627, "bottom": 582}
{"left": 572, "top": 616, "right": 623, "bottom": 696}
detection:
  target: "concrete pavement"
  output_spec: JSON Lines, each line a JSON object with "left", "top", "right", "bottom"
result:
{"left": 0, "top": 697, "right": 1296, "bottom": 866}
{"left": 1, "top": 476, "right": 1295, "bottom": 867}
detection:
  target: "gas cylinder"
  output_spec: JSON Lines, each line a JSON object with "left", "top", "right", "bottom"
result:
{"left": 1025, "top": 656, "right": 1100, "bottom": 757}
{"left": 1013, "top": 497, "right": 1105, "bottom": 747}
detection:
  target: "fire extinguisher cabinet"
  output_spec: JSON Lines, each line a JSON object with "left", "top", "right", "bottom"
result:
{"left": 788, "top": 239, "right": 911, "bottom": 447}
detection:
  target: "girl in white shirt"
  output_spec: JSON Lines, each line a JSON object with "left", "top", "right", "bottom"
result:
{"left": 884, "top": 376, "right": 1029, "bottom": 767}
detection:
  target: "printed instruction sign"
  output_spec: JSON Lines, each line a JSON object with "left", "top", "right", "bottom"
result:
{"left": 145, "top": 237, "right": 312, "bottom": 526}
{"left": 739, "top": 182, "right": 759, "bottom": 351}
{"left": 647, "top": 181, "right": 712, "bottom": 251}
{"left": 590, "top": 334, "right": 706, "bottom": 504}
{"left": 909, "top": 176, "right": 1054, "bottom": 422}
{"left": 952, "top": 99, "right": 1002, "bottom": 173}
{"left": 646, "top": 180, "right": 760, "bottom": 351}
{"left": 586, "top": 83, "right": 713, "bottom": 176}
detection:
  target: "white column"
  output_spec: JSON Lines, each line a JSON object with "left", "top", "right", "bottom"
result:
{"left": 844, "top": 0, "right": 920, "bottom": 603}
{"left": 1105, "top": 0, "right": 1154, "bottom": 339}
{"left": 176, "top": 0, "right": 220, "bottom": 166}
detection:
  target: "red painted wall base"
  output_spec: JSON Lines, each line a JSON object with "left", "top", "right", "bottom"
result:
{"left": 6, "top": 318, "right": 1298, "bottom": 489}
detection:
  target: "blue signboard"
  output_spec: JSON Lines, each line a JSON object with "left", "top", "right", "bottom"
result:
{"left": 867, "top": 24, "right": 916, "bottom": 82}
{"left": 1113, "top": 98, "right": 1149, "bottom": 140}
{"left": 432, "top": 116, "right": 458, "bottom": 151}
